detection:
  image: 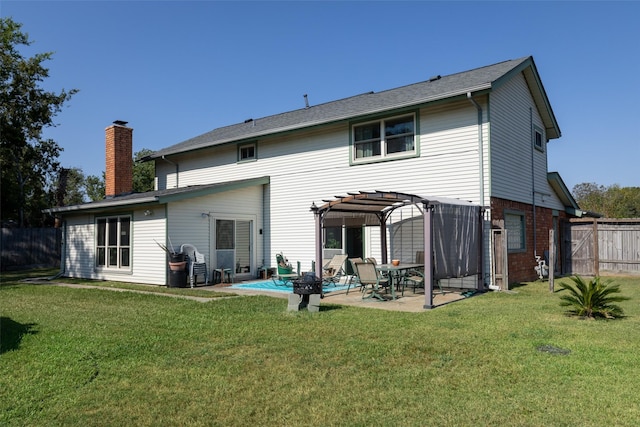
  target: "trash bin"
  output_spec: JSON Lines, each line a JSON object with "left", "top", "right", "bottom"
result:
{"left": 169, "top": 269, "right": 187, "bottom": 288}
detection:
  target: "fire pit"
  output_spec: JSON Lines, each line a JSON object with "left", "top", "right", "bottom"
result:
{"left": 288, "top": 273, "right": 323, "bottom": 312}
{"left": 292, "top": 273, "right": 323, "bottom": 295}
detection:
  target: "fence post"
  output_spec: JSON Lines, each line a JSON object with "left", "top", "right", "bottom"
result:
{"left": 593, "top": 218, "right": 599, "bottom": 276}
{"left": 549, "top": 229, "right": 554, "bottom": 292}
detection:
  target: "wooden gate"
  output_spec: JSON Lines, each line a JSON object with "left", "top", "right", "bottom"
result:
{"left": 491, "top": 220, "right": 508, "bottom": 290}
{"left": 563, "top": 221, "right": 596, "bottom": 275}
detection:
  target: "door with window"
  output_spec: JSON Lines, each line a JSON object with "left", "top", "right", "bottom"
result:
{"left": 214, "top": 217, "right": 253, "bottom": 279}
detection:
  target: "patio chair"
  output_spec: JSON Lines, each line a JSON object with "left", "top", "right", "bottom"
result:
{"left": 180, "top": 244, "right": 209, "bottom": 288}
{"left": 273, "top": 252, "right": 300, "bottom": 286}
{"left": 354, "top": 261, "right": 389, "bottom": 301}
{"left": 322, "top": 254, "right": 348, "bottom": 286}
{"left": 403, "top": 269, "right": 444, "bottom": 295}
{"left": 346, "top": 257, "right": 363, "bottom": 295}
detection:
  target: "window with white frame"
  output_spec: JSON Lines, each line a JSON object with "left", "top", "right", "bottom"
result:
{"left": 533, "top": 126, "right": 544, "bottom": 152}
{"left": 504, "top": 211, "right": 526, "bottom": 252}
{"left": 238, "top": 142, "right": 257, "bottom": 162}
{"left": 96, "top": 215, "right": 131, "bottom": 269}
{"left": 324, "top": 227, "right": 343, "bottom": 249}
{"left": 352, "top": 113, "right": 416, "bottom": 162}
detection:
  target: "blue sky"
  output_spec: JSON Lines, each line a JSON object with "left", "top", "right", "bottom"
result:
{"left": 2, "top": 1, "right": 639, "bottom": 191}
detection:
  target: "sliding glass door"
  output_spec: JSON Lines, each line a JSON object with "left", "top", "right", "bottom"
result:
{"left": 214, "top": 218, "right": 253, "bottom": 278}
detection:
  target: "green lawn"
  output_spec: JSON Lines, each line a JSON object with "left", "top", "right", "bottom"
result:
{"left": 2, "top": 270, "right": 639, "bottom": 426}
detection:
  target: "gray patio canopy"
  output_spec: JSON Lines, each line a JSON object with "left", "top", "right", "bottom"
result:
{"left": 311, "top": 191, "right": 483, "bottom": 309}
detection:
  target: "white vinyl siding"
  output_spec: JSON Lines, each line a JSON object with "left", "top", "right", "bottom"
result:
{"left": 155, "top": 102, "right": 486, "bottom": 270}
{"left": 64, "top": 209, "right": 167, "bottom": 285}
{"left": 490, "top": 73, "right": 564, "bottom": 210}
{"left": 167, "top": 184, "right": 263, "bottom": 270}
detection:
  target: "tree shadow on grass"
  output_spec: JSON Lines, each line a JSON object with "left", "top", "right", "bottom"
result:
{"left": 0, "top": 317, "right": 38, "bottom": 354}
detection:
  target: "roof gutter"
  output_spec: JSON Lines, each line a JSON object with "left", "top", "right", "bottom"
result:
{"left": 43, "top": 196, "right": 159, "bottom": 214}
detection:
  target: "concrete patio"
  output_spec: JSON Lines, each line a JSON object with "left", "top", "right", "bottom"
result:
{"left": 207, "top": 281, "right": 471, "bottom": 312}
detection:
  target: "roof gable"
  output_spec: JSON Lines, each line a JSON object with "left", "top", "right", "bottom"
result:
{"left": 146, "top": 56, "right": 559, "bottom": 160}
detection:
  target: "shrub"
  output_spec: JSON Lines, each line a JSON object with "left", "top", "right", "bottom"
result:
{"left": 558, "top": 275, "right": 629, "bottom": 319}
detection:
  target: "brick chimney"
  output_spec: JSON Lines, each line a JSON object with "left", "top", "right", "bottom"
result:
{"left": 105, "top": 120, "right": 133, "bottom": 197}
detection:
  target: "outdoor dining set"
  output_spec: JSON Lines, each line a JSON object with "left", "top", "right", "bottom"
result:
{"left": 274, "top": 252, "right": 432, "bottom": 301}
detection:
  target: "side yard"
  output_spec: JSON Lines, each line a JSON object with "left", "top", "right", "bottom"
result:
{"left": 1, "top": 270, "right": 639, "bottom": 426}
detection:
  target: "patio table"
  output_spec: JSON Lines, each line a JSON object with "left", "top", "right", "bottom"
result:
{"left": 376, "top": 263, "right": 424, "bottom": 300}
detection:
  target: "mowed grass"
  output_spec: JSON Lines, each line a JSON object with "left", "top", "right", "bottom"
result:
{"left": 2, "top": 270, "right": 640, "bottom": 426}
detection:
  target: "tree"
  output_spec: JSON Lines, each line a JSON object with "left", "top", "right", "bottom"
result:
{"left": 52, "top": 167, "right": 86, "bottom": 206}
{"left": 0, "top": 18, "right": 77, "bottom": 227}
{"left": 85, "top": 173, "right": 105, "bottom": 202}
{"left": 133, "top": 148, "right": 155, "bottom": 193}
{"left": 572, "top": 182, "right": 640, "bottom": 218}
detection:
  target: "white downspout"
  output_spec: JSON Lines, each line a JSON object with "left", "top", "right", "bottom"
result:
{"left": 530, "top": 107, "right": 537, "bottom": 257}
{"left": 467, "top": 93, "right": 485, "bottom": 206}
{"left": 468, "top": 93, "right": 487, "bottom": 288}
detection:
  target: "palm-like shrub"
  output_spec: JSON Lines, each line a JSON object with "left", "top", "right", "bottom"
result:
{"left": 558, "top": 275, "right": 629, "bottom": 319}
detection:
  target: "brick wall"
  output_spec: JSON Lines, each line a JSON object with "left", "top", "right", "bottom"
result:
{"left": 105, "top": 123, "right": 133, "bottom": 197}
{"left": 491, "top": 197, "right": 568, "bottom": 284}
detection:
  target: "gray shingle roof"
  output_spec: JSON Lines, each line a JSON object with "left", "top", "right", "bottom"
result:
{"left": 146, "top": 56, "right": 553, "bottom": 160}
{"left": 45, "top": 176, "right": 270, "bottom": 214}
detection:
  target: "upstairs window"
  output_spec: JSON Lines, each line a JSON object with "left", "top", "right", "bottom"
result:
{"left": 96, "top": 215, "right": 131, "bottom": 269}
{"left": 238, "top": 142, "right": 257, "bottom": 162}
{"left": 352, "top": 113, "right": 416, "bottom": 162}
{"left": 534, "top": 127, "right": 544, "bottom": 152}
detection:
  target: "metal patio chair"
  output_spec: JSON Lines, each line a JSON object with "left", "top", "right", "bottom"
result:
{"left": 354, "top": 261, "right": 390, "bottom": 301}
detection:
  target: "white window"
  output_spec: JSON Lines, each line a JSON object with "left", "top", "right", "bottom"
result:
{"left": 238, "top": 142, "right": 257, "bottom": 161}
{"left": 504, "top": 211, "right": 525, "bottom": 252}
{"left": 534, "top": 127, "right": 544, "bottom": 152}
{"left": 96, "top": 216, "right": 131, "bottom": 269}
{"left": 324, "top": 227, "right": 343, "bottom": 249}
{"left": 352, "top": 114, "right": 416, "bottom": 162}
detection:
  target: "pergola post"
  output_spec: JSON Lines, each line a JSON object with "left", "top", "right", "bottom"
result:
{"left": 311, "top": 203, "right": 323, "bottom": 279}
{"left": 379, "top": 213, "right": 388, "bottom": 264}
{"left": 423, "top": 202, "right": 434, "bottom": 309}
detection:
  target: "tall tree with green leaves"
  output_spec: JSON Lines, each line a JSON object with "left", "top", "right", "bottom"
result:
{"left": 0, "top": 18, "right": 77, "bottom": 226}
{"left": 572, "top": 182, "right": 640, "bottom": 218}
{"left": 133, "top": 148, "right": 155, "bottom": 193}
{"left": 85, "top": 173, "right": 105, "bottom": 202}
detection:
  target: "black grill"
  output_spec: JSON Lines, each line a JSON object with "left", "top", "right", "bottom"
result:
{"left": 292, "top": 273, "right": 323, "bottom": 295}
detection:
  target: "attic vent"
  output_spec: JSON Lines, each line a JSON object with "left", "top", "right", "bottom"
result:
{"left": 244, "top": 118, "right": 253, "bottom": 123}
{"left": 429, "top": 75, "right": 441, "bottom": 82}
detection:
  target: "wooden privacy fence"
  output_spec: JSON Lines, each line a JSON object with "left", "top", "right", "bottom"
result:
{"left": 563, "top": 218, "right": 640, "bottom": 276}
{"left": 1, "top": 227, "right": 62, "bottom": 271}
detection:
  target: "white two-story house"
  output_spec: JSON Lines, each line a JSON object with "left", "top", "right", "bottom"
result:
{"left": 47, "top": 56, "right": 582, "bottom": 291}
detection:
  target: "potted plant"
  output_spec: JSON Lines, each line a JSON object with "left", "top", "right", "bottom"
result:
{"left": 155, "top": 239, "right": 185, "bottom": 271}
